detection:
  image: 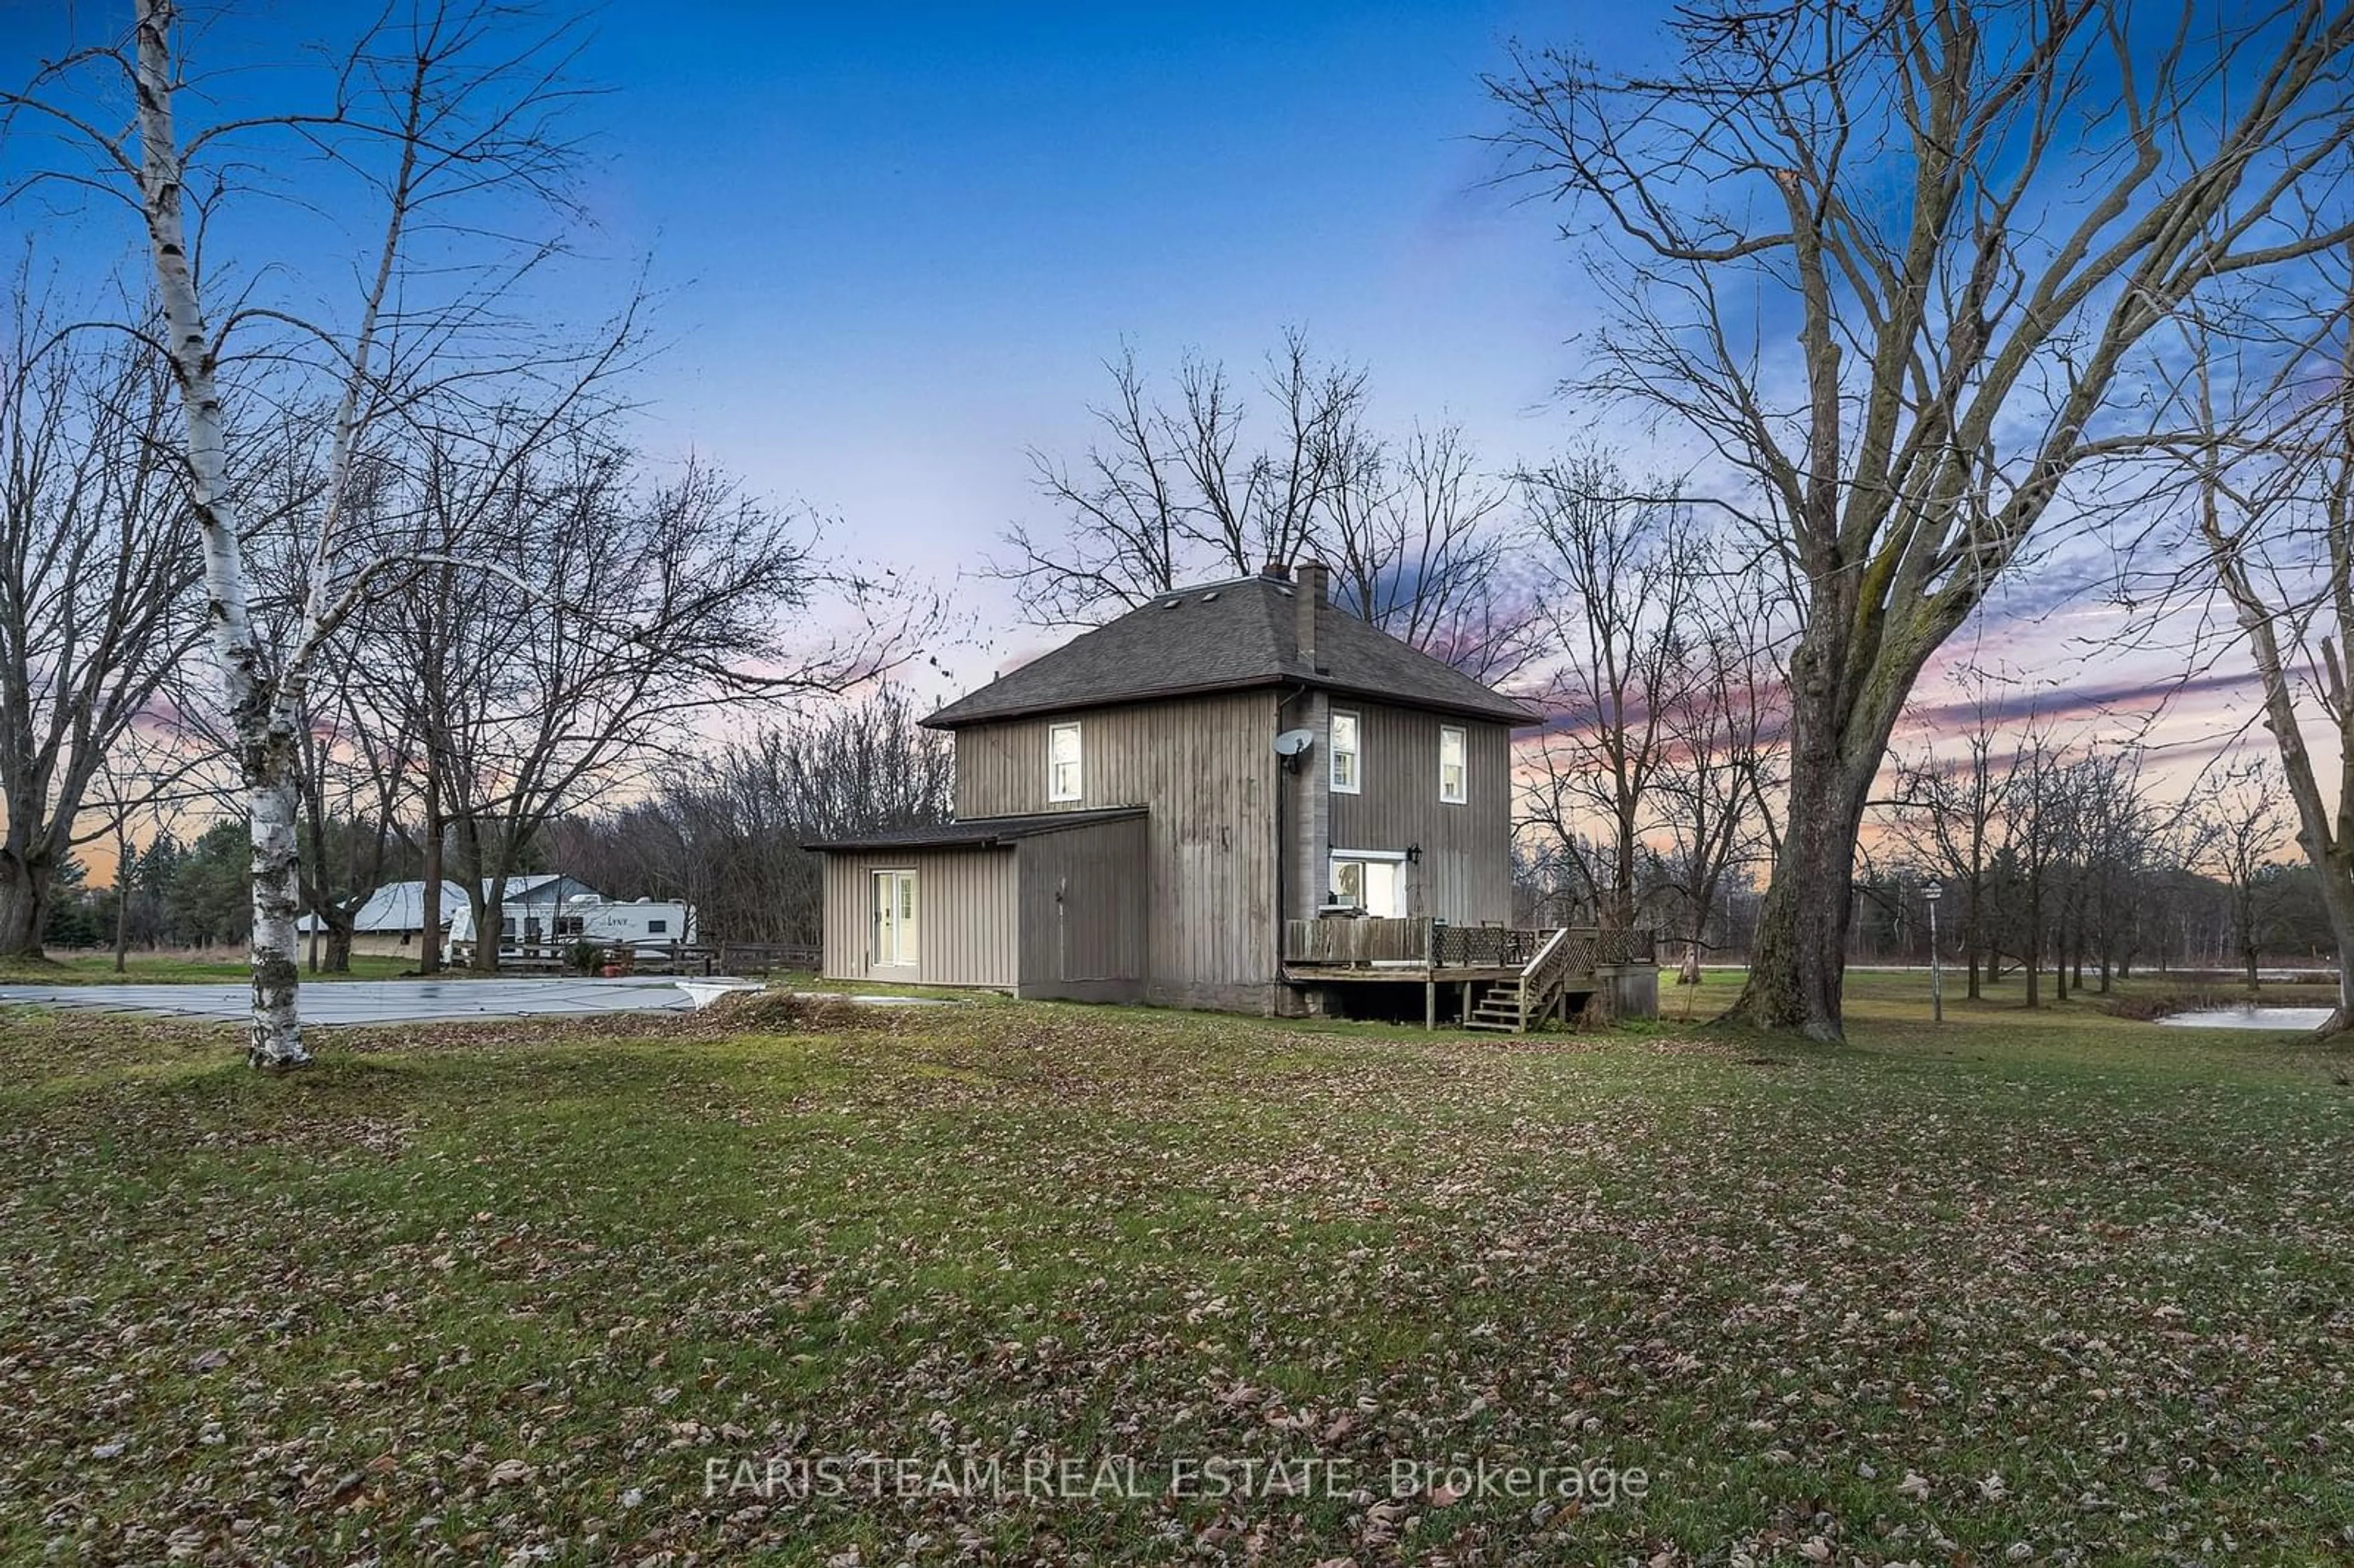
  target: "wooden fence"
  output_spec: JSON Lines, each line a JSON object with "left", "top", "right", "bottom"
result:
{"left": 441, "top": 940, "right": 821, "bottom": 976}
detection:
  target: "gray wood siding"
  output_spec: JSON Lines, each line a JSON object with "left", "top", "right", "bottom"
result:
{"left": 1326, "top": 702, "right": 1512, "bottom": 924}
{"left": 953, "top": 692, "right": 1280, "bottom": 1007}
{"left": 1016, "top": 815, "right": 1148, "bottom": 1001}
{"left": 820, "top": 847, "right": 1018, "bottom": 988}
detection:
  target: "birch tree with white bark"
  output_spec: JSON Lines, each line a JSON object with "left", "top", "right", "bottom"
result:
{"left": 6, "top": 0, "right": 597, "bottom": 1064}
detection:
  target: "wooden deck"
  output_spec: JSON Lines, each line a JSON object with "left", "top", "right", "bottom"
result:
{"left": 1281, "top": 917, "right": 1659, "bottom": 1030}
{"left": 1281, "top": 962, "right": 1525, "bottom": 982}
{"left": 1281, "top": 917, "right": 1653, "bottom": 973}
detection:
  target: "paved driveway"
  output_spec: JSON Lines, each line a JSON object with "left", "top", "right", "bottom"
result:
{"left": 0, "top": 977, "right": 697, "bottom": 1026}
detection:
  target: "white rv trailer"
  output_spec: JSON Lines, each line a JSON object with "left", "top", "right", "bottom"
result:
{"left": 554, "top": 894, "right": 697, "bottom": 954}
{"left": 445, "top": 892, "right": 696, "bottom": 956}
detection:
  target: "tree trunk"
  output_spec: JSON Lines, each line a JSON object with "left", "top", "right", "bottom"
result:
{"left": 2024, "top": 902, "right": 2043, "bottom": 1009}
{"left": 420, "top": 772, "right": 443, "bottom": 975}
{"left": 1965, "top": 946, "right": 1982, "bottom": 1002}
{"left": 1611, "top": 812, "right": 1638, "bottom": 933}
{"left": 323, "top": 919, "right": 353, "bottom": 973}
{"left": 1722, "top": 583, "right": 1922, "bottom": 1041}
{"left": 0, "top": 853, "right": 51, "bottom": 959}
{"left": 1725, "top": 750, "right": 1875, "bottom": 1039}
{"left": 113, "top": 836, "right": 132, "bottom": 973}
{"left": 470, "top": 880, "right": 504, "bottom": 974}
{"left": 2324, "top": 882, "right": 2354, "bottom": 1032}
{"left": 247, "top": 760, "right": 305, "bottom": 1065}
{"left": 134, "top": 1, "right": 310, "bottom": 1068}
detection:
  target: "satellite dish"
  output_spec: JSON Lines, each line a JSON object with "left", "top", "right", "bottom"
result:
{"left": 1273, "top": 728, "right": 1317, "bottom": 757}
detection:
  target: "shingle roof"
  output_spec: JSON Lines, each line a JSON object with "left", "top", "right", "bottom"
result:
{"left": 802, "top": 807, "right": 1147, "bottom": 854}
{"left": 924, "top": 573, "right": 1538, "bottom": 729}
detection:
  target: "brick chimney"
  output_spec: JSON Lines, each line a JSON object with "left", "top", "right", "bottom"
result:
{"left": 1259, "top": 559, "right": 1291, "bottom": 580}
{"left": 1295, "top": 559, "right": 1327, "bottom": 672}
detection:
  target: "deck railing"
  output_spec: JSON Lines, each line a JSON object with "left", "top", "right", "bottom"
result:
{"left": 1593, "top": 927, "right": 1657, "bottom": 967}
{"left": 1281, "top": 916, "right": 1655, "bottom": 971}
{"left": 1281, "top": 916, "right": 1431, "bottom": 965}
{"left": 1431, "top": 922, "right": 1550, "bottom": 968}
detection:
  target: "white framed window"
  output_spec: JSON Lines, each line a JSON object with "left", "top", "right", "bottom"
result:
{"left": 1439, "top": 725, "right": 1467, "bottom": 804}
{"left": 1330, "top": 709, "right": 1361, "bottom": 794}
{"left": 1048, "top": 721, "right": 1083, "bottom": 802}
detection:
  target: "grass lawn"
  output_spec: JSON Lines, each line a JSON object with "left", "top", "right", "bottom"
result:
{"left": 1, "top": 975, "right": 2348, "bottom": 1564}
{"left": 0, "top": 952, "right": 416, "bottom": 986}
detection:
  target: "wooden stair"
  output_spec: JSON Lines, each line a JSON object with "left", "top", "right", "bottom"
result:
{"left": 1460, "top": 927, "right": 1585, "bottom": 1033}
{"left": 1463, "top": 985, "right": 1528, "bottom": 1033}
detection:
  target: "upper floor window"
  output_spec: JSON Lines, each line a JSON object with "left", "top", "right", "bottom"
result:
{"left": 1439, "top": 725, "right": 1467, "bottom": 804}
{"left": 1330, "top": 710, "right": 1361, "bottom": 794}
{"left": 1048, "top": 721, "right": 1083, "bottom": 801}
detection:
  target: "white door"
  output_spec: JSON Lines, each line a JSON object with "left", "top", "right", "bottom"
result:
{"left": 1331, "top": 856, "right": 1406, "bottom": 918}
{"left": 872, "top": 870, "right": 918, "bottom": 969}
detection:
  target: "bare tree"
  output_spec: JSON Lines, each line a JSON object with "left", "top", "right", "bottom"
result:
{"left": 1321, "top": 422, "right": 1550, "bottom": 685}
{"left": 0, "top": 284, "right": 199, "bottom": 955}
{"left": 368, "top": 403, "right": 901, "bottom": 971}
{"left": 1886, "top": 677, "right": 2015, "bottom": 1000}
{"left": 553, "top": 687, "right": 956, "bottom": 946}
{"left": 1652, "top": 606, "right": 1787, "bottom": 983}
{"left": 2188, "top": 759, "right": 2296, "bottom": 992}
{"left": 2073, "top": 745, "right": 2163, "bottom": 994}
{"left": 2176, "top": 253, "right": 2354, "bottom": 1027}
{"left": 1518, "top": 453, "right": 1704, "bottom": 932}
{"left": 998, "top": 334, "right": 1547, "bottom": 679}
{"left": 1987, "top": 723, "right": 2087, "bottom": 1010}
{"left": 7, "top": 0, "right": 601, "bottom": 1063}
{"left": 83, "top": 704, "right": 230, "bottom": 970}
{"left": 996, "top": 335, "right": 1357, "bottom": 618}
{"left": 1491, "top": 0, "right": 2354, "bottom": 1040}
{"left": 292, "top": 670, "right": 421, "bottom": 974}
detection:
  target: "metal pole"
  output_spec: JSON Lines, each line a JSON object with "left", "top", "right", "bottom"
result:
{"left": 1930, "top": 898, "right": 1943, "bottom": 1024}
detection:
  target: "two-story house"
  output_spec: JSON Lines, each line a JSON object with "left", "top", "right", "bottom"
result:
{"left": 809, "top": 561, "right": 1656, "bottom": 1026}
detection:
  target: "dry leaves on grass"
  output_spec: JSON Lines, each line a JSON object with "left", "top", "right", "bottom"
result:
{"left": 0, "top": 1000, "right": 2350, "bottom": 1564}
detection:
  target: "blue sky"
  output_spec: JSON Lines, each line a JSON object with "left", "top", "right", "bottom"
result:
{"left": 567, "top": 1, "right": 1606, "bottom": 662}
{"left": 0, "top": 0, "right": 2273, "bottom": 772}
